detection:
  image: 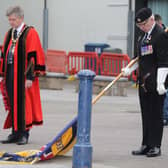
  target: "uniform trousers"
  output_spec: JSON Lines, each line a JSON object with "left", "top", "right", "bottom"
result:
{"left": 139, "top": 86, "right": 165, "bottom": 148}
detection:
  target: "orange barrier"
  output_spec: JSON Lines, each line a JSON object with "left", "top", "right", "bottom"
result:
{"left": 132, "top": 70, "right": 138, "bottom": 82}
{"left": 46, "top": 49, "right": 67, "bottom": 74}
{"left": 0, "top": 45, "right": 2, "bottom": 54}
{"left": 0, "top": 46, "right": 2, "bottom": 86}
{"left": 67, "top": 51, "right": 99, "bottom": 75}
{"left": 100, "top": 53, "right": 130, "bottom": 76}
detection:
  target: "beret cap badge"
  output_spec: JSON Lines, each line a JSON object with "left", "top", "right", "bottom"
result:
{"left": 137, "top": 18, "right": 141, "bottom": 22}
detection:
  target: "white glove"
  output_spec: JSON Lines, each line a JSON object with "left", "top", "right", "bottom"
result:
{"left": 122, "top": 67, "right": 131, "bottom": 76}
{"left": 157, "top": 83, "right": 167, "bottom": 95}
{"left": 157, "top": 68, "right": 168, "bottom": 95}
{"left": 122, "top": 61, "right": 138, "bottom": 76}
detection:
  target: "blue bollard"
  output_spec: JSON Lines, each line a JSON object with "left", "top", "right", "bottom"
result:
{"left": 72, "top": 70, "right": 95, "bottom": 168}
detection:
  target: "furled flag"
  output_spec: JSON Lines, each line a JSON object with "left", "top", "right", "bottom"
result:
{"left": 0, "top": 117, "right": 77, "bottom": 164}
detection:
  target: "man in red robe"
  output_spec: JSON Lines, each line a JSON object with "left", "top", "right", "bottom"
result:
{"left": 0, "top": 6, "right": 45, "bottom": 145}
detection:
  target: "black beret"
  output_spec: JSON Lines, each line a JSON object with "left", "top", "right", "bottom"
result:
{"left": 135, "top": 8, "right": 152, "bottom": 23}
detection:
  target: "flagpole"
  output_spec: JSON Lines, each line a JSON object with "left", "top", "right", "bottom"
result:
{"left": 92, "top": 57, "right": 138, "bottom": 104}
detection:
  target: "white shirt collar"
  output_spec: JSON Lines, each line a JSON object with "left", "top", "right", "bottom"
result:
{"left": 147, "top": 22, "right": 156, "bottom": 37}
{"left": 16, "top": 22, "right": 24, "bottom": 35}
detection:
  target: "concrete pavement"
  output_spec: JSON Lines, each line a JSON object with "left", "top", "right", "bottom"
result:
{"left": 0, "top": 83, "right": 168, "bottom": 168}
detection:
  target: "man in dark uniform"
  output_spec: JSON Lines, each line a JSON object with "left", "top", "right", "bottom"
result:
{"left": 122, "top": 8, "right": 168, "bottom": 157}
{"left": 154, "top": 14, "right": 166, "bottom": 30}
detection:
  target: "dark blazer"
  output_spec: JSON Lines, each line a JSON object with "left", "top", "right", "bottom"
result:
{"left": 137, "top": 24, "right": 168, "bottom": 92}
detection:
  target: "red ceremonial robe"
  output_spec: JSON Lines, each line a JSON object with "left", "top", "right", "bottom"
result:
{"left": 0, "top": 26, "right": 45, "bottom": 131}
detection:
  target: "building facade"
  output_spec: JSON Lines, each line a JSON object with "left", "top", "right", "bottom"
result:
{"left": 0, "top": 0, "right": 167, "bottom": 58}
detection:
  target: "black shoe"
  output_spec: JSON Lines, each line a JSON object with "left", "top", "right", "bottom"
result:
{"left": 16, "top": 135, "right": 28, "bottom": 145}
{"left": 132, "top": 145, "right": 150, "bottom": 155}
{"left": 1, "top": 133, "right": 19, "bottom": 144}
{"left": 146, "top": 147, "right": 161, "bottom": 157}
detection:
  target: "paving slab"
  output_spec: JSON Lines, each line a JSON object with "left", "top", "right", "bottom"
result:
{"left": 0, "top": 84, "right": 168, "bottom": 168}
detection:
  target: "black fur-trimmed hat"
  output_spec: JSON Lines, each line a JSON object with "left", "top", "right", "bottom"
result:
{"left": 135, "top": 7, "right": 152, "bottom": 23}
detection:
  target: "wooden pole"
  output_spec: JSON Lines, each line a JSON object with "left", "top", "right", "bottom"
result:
{"left": 92, "top": 57, "right": 139, "bottom": 104}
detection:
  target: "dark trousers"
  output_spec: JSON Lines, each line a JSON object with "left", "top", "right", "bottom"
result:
{"left": 163, "top": 92, "right": 168, "bottom": 120}
{"left": 6, "top": 64, "right": 29, "bottom": 137}
{"left": 139, "top": 86, "right": 164, "bottom": 147}
{"left": 6, "top": 64, "right": 14, "bottom": 129}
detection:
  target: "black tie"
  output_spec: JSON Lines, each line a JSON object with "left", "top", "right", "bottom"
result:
{"left": 14, "top": 29, "right": 17, "bottom": 39}
{"left": 142, "top": 33, "right": 148, "bottom": 44}
{"left": 144, "top": 33, "right": 148, "bottom": 40}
